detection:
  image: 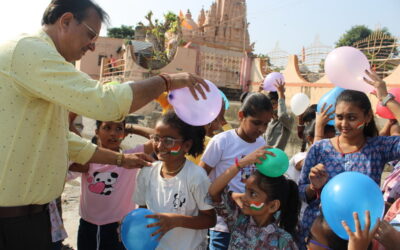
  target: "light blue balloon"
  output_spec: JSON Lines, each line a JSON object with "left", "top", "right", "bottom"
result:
{"left": 121, "top": 208, "right": 160, "bottom": 250}
{"left": 219, "top": 90, "right": 230, "bottom": 110}
{"left": 321, "top": 172, "right": 384, "bottom": 240}
{"left": 317, "top": 87, "right": 345, "bottom": 126}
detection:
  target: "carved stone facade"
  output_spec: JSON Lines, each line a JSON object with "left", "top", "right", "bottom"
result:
{"left": 181, "top": 0, "right": 251, "bottom": 52}
{"left": 176, "top": 0, "right": 253, "bottom": 92}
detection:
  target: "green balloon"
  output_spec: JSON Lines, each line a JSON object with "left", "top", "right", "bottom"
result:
{"left": 255, "top": 148, "right": 289, "bottom": 177}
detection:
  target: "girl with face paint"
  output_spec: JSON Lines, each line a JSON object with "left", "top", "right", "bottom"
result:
{"left": 133, "top": 111, "right": 216, "bottom": 250}
{"left": 297, "top": 71, "right": 400, "bottom": 249}
{"left": 208, "top": 146, "right": 300, "bottom": 250}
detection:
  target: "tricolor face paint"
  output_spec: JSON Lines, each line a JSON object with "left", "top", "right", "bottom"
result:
{"left": 169, "top": 145, "right": 181, "bottom": 155}
{"left": 356, "top": 121, "right": 365, "bottom": 130}
{"left": 249, "top": 201, "right": 265, "bottom": 211}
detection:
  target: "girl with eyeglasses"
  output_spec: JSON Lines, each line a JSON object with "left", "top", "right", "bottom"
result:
{"left": 133, "top": 111, "right": 216, "bottom": 250}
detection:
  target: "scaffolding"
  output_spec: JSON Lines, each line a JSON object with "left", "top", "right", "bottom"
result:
{"left": 297, "top": 35, "right": 332, "bottom": 82}
{"left": 353, "top": 29, "right": 400, "bottom": 78}
{"left": 266, "top": 42, "right": 289, "bottom": 70}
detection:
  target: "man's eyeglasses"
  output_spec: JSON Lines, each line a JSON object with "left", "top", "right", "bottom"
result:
{"left": 81, "top": 21, "right": 98, "bottom": 41}
{"left": 150, "top": 134, "right": 184, "bottom": 149}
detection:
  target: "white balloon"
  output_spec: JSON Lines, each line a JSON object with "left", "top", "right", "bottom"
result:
{"left": 324, "top": 46, "right": 374, "bottom": 93}
{"left": 290, "top": 93, "right": 310, "bottom": 116}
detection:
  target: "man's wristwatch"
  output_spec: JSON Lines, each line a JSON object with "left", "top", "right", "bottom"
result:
{"left": 382, "top": 93, "right": 395, "bottom": 106}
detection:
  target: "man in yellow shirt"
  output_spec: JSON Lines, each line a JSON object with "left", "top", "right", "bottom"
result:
{"left": 0, "top": 0, "right": 208, "bottom": 249}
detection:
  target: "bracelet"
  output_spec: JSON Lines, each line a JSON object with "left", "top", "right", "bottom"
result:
{"left": 159, "top": 73, "right": 171, "bottom": 92}
{"left": 314, "top": 134, "right": 324, "bottom": 138}
{"left": 116, "top": 153, "right": 124, "bottom": 166}
{"left": 297, "top": 124, "right": 305, "bottom": 127}
{"left": 234, "top": 157, "right": 241, "bottom": 170}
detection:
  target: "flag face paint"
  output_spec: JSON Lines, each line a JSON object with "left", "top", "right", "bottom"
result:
{"left": 169, "top": 145, "right": 181, "bottom": 155}
{"left": 356, "top": 122, "right": 365, "bottom": 130}
{"left": 249, "top": 201, "right": 265, "bottom": 211}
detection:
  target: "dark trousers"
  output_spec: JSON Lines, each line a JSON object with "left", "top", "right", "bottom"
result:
{"left": 78, "top": 218, "right": 125, "bottom": 250}
{"left": 0, "top": 210, "right": 52, "bottom": 250}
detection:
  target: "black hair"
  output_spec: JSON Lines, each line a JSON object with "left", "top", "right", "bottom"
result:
{"left": 92, "top": 119, "right": 126, "bottom": 145}
{"left": 303, "top": 119, "right": 316, "bottom": 139}
{"left": 240, "top": 91, "right": 249, "bottom": 103}
{"left": 254, "top": 171, "right": 300, "bottom": 237}
{"left": 240, "top": 93, "right": 273, "bottom": 117}
{"left": 335, "top": 90, "right": 378, "bottom": 137}
{"left": 324, "top": 125, "right": 336, "bottom": 137}
{"left": 267, "top": 91, "right": 279, "bottom": 101}
{"left": 302, "top": 104, "right": 317, "bottom": 123}
{"left": 95, "top": 119, "right": 126, "bottom": 129}
{"left": 157, "top": 111, "right": 205, "bottom": 157}
{"left": 42, "top": 0, "right": 109, "bottom": 25}
{"left": 314, "top": 213, "right": 348, "bottom": 250}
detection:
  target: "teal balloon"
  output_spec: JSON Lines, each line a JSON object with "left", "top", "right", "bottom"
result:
{"left": 121, "top": 208, "right": 160, "bottom": 250}
{"left": 321, "top": 172, "right": 384, "bottom": 240}
{"left": 317, "top": 87, "right": 345, "bottom": 126}
{"left": 219, "top": 90, "right": 230, "bottom": 110}
{"left": 255, "top": 148, "right": 289, "bottom": 177}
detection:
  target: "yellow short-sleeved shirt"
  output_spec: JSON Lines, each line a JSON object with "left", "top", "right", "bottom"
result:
{"left": 0, "top": 30, "right": 133, "bottom": 206}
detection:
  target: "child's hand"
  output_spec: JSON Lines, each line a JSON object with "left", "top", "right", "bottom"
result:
{"left": 238, "top": 146, "right": 274, "bottom": 167}
{"left": 364, "top": 69, "right": 388, "bottom": 101}
{"left": 146, "top": 213, "right": 181, "bottom": 240}
{"left": 342, "top": 211, "right": 379, "bottom": 250}
{"left": 316, "top": 102, "right": 334, "bottom": 128}
{"left": 122, "top": 153, "right": 155, "bottom": 169}
{"left": 308, "top": 163, "right": 328, "bottom": 190}
{"left": 375, "top": 220, "right": 400, "bottom": 249}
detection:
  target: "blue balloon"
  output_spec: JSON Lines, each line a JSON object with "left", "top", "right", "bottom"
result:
{"left": 321, "top": 172, "right": 384, "bottom": 240}
{"left": 219, "top": 90, "right": 230, "bottom": 110}
{"left": 317, "top": 87, "right": 345, "bottom": 126}
{"left": 121, "top": 208, "right": 160, "bottom": 250}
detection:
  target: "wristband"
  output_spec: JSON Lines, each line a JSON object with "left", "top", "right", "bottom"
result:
{"left": 234, "top": 157, "right": 241, "bottom": 170}
{"left": 381, "top": 93, "right": 395, "bottom": 107}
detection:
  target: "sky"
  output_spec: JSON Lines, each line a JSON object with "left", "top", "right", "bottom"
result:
{"left": 1, "top": 0, "right": 399, "bottom": 55}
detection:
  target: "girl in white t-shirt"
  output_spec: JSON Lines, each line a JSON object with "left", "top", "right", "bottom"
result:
{"left": 134, "top": 111, "right": 216, "bottom": 250}
{"left": 199, "top": 92, "right": 274, "bottom": 249}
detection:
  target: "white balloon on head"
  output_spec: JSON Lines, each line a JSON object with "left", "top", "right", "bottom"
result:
{"left": 324, "top": 46, "right": 374, "bottom": 93}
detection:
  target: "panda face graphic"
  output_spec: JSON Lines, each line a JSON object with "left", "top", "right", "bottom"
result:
{"left": 94, "top": 172, "right": 118, "bottom": 185}
{"left": 89, "top": 172, "right": 119, "bottom": 196}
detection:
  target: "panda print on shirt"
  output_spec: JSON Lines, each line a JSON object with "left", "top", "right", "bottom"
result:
{"left": 173, "top": 191, "right": 186, "bottom": 209}
{"left": 87, "top": 171, "right": 119, "bottom": 196}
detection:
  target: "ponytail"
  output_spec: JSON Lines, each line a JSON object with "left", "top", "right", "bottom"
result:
{"left": 254, "top": 171, "right": 300, "bottom": 236}
{"left": 280, "top": 179, "right": 300, "bottom": 236}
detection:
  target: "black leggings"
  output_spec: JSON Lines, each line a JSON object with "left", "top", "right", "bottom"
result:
{"left": 77, "top": 218, "right": 125, "bottom": 250}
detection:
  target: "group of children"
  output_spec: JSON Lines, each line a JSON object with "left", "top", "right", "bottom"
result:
{"left": 60, "top": 69, "right": 400, "bottom": 250}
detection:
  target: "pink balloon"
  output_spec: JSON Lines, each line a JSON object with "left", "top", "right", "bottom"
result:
{"left": 263, "top": 72, "right": 284, "bottom": 92}
{"left": 376, "top": 88, "right": 400, "bottom": 119}
{"left": 325, "top": 46, "right": 374, "bottom": 93}
{"left": 168, "top": 80, "right": 222, "bottom": 126}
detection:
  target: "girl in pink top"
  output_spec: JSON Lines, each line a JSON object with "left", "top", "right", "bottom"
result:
{"left": 75, "top": 120, "right": 153, "bottom": 250}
